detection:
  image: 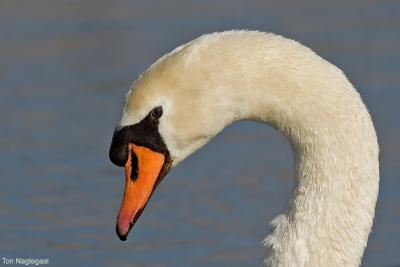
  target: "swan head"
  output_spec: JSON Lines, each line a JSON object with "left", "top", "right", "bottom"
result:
{"left": 109, "top": 39, "right": 233, "bottom": 240}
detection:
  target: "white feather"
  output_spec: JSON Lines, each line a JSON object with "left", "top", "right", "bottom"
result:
{"left": 119, "top": 30, "right": 379, "bottom": 267}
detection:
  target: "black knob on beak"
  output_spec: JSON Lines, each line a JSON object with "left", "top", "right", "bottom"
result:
{"left": 109, "top": 127, "right": 129, "bottom": 167}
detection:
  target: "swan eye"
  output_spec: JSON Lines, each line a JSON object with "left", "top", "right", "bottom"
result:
{"left": 150, "top": 106, "right": 163, "bottom": 120}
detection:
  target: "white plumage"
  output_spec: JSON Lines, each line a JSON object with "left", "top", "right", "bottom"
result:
{"left": 119, "top": 30, "right": 379, "bottom": 267}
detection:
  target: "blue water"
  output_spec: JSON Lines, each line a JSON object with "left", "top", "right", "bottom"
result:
{"left": 0, "top": 1, "right": 399, "bottom": 266}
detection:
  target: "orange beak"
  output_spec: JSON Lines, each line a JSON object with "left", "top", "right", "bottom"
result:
{"left": 116, "top": 143, "right": 171, "bottom": 241}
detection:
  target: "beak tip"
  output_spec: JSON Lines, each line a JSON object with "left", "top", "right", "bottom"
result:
{"left": 116, "top": 224, "right": 128, "bottom": 241}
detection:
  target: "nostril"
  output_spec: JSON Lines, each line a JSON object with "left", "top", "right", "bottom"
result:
{"left": 130, "top": 152, "right": 139, "bottom": 181}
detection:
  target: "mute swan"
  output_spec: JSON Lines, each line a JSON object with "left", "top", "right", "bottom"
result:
{"left": 109, "top": 30, "right": 379, "bottom": 267}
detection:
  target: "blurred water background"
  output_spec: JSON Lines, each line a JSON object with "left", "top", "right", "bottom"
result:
{"left": 0, "top": 1, "right": 399, "bottom": 266}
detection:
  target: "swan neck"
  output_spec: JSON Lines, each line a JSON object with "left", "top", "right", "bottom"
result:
{"left": 212, "top": 50, "right": 380, "bottom": 266}
{"left": 232, "top": 80, "right": 379, "bottom": 267}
